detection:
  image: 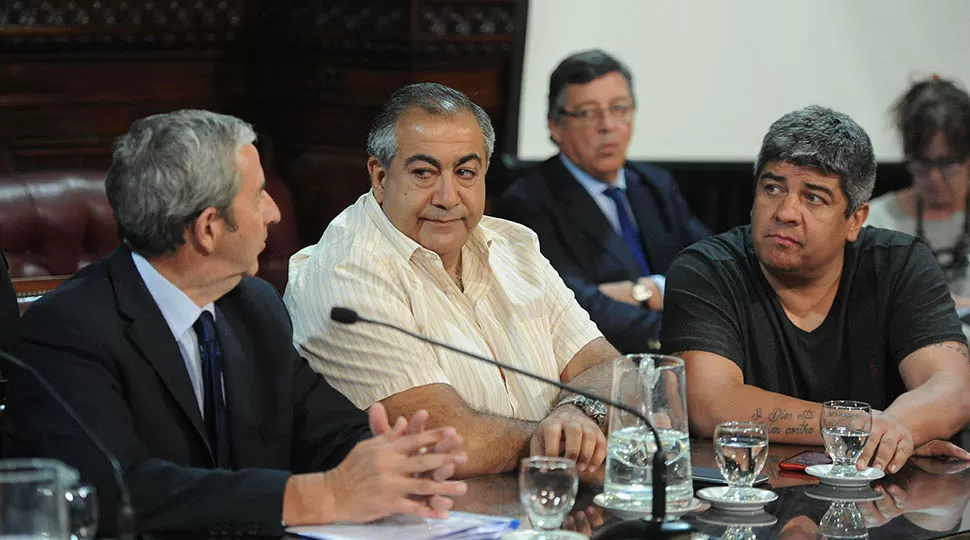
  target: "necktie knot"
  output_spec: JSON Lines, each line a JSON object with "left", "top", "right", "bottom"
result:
{"left": 603, "top": 186, "right": 625, "bottom": 202}
{"left": 193, "top": 311, "right": 216, "bottom": 346}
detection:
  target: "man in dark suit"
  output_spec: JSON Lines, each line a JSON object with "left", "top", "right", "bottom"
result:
{"left": 0, "top": 251, "right": 16, "bottom": 355}
{"left": 2, "top": 110, "right": 466, "bottom": 535}
{"left": 495, "top": 50, "right": 709, "bottom": 353}
{"left": 0, "top": 251, "right": 17, "bottom": 410}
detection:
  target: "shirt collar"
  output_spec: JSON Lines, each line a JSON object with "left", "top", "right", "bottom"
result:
{"left": 559, "top": 153, "right": 627, "bottom": 195}
{"left": 362, "top": 189, "right": 494, "bottom": 263}
{"left": 131, "top": 251, "right": 215, "bottom": 339}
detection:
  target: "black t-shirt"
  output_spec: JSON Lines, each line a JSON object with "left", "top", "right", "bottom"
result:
{"left": 660, "top": 225, "right": 966, "bottom": 410}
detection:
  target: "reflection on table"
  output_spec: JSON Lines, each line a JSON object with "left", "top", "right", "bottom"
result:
{"left": 453, "top": 442, "right": 970, "bottom": 539}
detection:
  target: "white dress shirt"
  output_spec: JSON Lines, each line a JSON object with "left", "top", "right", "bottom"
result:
{"left": 559, "top": 153, "right": 666, "bottom": 293}
{"left": 284, "top": 192, "right": 603, "bottom": 421}
{"left": 131, "top": 251, "right": 215, "bottom": 415}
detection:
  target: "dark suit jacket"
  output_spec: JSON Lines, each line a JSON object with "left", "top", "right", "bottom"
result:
{"left": 1, "top": 248, "right": 370, "bottom": 536}
{"left": 0, "top": 251, "right": 17, "bottom": 355}
{"left": 494, "top": 155, "right": 709, "bottom": 353}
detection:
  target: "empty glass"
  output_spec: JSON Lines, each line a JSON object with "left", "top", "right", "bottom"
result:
{"left": 821, "top": 401, "right": 872, "bottom": 476}
{"left": 518, "top": 456, "right": 578, "bottom": 538}
{"left": 713, "top": 421, "right": 769, "bottom": 501}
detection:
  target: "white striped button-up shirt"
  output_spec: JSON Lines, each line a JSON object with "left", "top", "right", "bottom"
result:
{"left": 284, "top": 191, "right": 603, "bottom": 421}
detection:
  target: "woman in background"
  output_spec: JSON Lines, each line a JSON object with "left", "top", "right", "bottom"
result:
{"left": 867, "top": 77, "right": 970, "bottom": 309}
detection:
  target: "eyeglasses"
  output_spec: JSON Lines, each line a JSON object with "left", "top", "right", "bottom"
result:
{"left": 907, "top": 156, "right": 967, "bottom": 177}
{"left": 558, "top": 102, "right": 635, "bottom": 125}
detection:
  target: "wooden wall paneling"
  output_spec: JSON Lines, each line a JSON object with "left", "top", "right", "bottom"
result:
{"left": 0, "top": 0, "right": 259, "bottom": 170}
{"left": 249, "top": 0, "right": 522, "bottom": 244}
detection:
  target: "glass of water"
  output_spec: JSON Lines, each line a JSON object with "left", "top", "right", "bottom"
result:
{"left": 818, "top": 500, "right": 868, "bottom": 539}
{"left": 519, "top": 456, "right": 578, "bottom": 537}
{"left": 714, "top": 421, "right": 769, "bottom": 501}
{"left": 821, "top": 401, "right": 872, "bottom": 476}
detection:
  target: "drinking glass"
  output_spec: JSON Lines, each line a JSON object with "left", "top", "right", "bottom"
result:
{"left": 713, "top": 421, "right": 769, "bottom": 501}
{"left": 519, "top": 456, "right": 578, "bottom": 538}
{"left": 722, "top": 526, "right": 758, "bottom": 540}
{"left": 818, "top": 500, "right": 868, "bottom": 539}
{"left": 0, "top": 459, "right": 98, "bottom": 540}
{"left": 820, "top": 401, "right": 872, "bottom": 476}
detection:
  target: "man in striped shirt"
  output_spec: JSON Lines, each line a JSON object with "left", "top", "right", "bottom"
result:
{"left": 285, "top": 83, "right": 622, "bottom": 479}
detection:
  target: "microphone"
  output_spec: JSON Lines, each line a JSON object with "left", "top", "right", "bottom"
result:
{"left": 330, "top": 307, "right": 692, "bottom": 539}
{"left": 0, "top": 350, "right": 136, "bottom": 540}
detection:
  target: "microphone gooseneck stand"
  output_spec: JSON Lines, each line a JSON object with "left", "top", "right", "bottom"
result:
{"left": 330, "top": 307, "right": 693, "bottom": 539}
{"left": 0, "top": 350, "right": 136, "bottom": 540}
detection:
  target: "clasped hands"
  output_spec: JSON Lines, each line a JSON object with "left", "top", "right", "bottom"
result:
{"left": 284, "top": 403, "right": 467, "bottom": 526}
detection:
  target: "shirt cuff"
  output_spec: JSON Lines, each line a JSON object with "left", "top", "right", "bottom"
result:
{"left": 649, "top": 275, "right": 666, "bottom": 296}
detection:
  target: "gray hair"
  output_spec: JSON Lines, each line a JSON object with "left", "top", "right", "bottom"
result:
{"left": 755, "top": 105, "right": 876, "bottom": 216}
{"left": 106, "top": 109, "right": 256, "bottom": 257}
{"left": 366, "top": 82, "right": 495, "bottom": 168}
{"left": 548, "top": 49, "right": 635, "bottom": 122}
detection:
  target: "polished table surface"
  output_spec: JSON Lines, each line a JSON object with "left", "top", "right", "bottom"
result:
{"left": 453, "top": 442, "right": 970, "bottom": 539}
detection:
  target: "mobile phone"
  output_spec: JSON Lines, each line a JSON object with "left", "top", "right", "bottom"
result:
{"left": 692, "top": 466, "right": 769, "bottom": 486}
{"left": 778, "top": 450, "right": 831, "bottom": 472}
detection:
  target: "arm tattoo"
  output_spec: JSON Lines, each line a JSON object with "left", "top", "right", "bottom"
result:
{"left": 750, "top": 407, "right": 815, "bottom": 436}
{"left": 931, "top": 341, "right": 970, "bottom": 361}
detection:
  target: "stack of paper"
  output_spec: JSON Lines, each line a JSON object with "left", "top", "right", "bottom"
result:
{"left": 287, "top": 511, "right": 519, "bottom": 540}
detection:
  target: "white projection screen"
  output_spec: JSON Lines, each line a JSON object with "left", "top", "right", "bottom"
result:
{"left": 516, "top": 0, "right": 970, "bottom": 163}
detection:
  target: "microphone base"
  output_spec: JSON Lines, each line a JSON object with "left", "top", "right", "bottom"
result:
{"left": 592, "top": 518, "right": 694, "bottom": 540}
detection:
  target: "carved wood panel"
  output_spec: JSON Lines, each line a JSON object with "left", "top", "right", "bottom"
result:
{"left": 0, "top": 0, "right": 524, "bottom": 243}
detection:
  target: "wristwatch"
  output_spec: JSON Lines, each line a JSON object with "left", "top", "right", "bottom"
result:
{"left": 557, "top": 395, "right": 608, "bottom": 428}
{"left": 631, "top": 279, "right": 653, "bottom": 308}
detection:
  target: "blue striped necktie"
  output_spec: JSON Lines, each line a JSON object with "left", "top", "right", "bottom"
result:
{"left": 603, "top": 186, "right": 651, "bottom": 276}
{"left": 193, "top": 311, "right": 231, "bottom": 468}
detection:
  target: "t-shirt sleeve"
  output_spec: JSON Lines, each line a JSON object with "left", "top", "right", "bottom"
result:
{"left": 284, "top": 251, "right": 450, "bottom": 410}
{"left": 660, "top": 248, "right": 746, "bottom": 366}
{"left": 886, "top": 239, "right": 968, "bottom": 363}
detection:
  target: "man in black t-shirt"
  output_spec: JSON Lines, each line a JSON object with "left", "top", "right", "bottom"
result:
{"left": 662, "top": 105, "right": 970, "bottom": 474}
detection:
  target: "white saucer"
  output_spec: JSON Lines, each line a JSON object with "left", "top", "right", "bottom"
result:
{"left": 695, "top": 486, "right": 778, "bottom": 514}
{"left": 503, "top": 530, "right": 587, "bottom": 539}
{"left": 696, "top": 508, "right": 778, "bottom": 528}
{"left": 593, "top": 493, "right": 706, "bottom": 520}
{"left": 805, "top": 464, "right": 885, "bottom": 487}
{"left": 804, "top": 484, "right": 884, "bottom": 502}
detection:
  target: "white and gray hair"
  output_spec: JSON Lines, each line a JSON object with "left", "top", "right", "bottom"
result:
{"left": 366, "top": 82, "right": 495, "bottom": 168}
{"left": 106, "top": 109, "right": 256, "bottom": 256}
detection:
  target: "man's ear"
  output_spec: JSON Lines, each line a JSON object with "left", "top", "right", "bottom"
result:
{"left": 846, "top": 202, "right": 870, "bottom": 242}
{"left": 367, "top": 157, "right": 387, "bottom": 204}
{"left": 189, "top": 207, "right": 221, "bottom": 255}
{"left": 548, "top": 117, "right": 562, "bottom": 146}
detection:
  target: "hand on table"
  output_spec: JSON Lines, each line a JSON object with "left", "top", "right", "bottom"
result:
{"left": 531, "top": 404, "right": 607, "bottom": 474}
{"left": 857, "top": 411, "right": 914, "bottom": 474}
{"left": 562, "top": 504, "right": 607, "bottom": 536}
{"left": 859, "top": 411, "right": 970, "bottom": 474}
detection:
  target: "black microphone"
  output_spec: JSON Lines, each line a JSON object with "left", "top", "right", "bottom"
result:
{"left": 0, "top": 350, "right": 136, "bottom": 540}
{"left": 330, "top": 307, "right": 693, "bottom": 539}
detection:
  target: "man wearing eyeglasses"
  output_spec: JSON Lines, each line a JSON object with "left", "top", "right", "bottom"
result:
{"left": 495, "top": 49, "right": 709, "bottom": 354}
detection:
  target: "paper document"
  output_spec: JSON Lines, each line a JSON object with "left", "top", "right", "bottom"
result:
{"left": 286, "top": 511, "right": 519, "bottom": 540}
